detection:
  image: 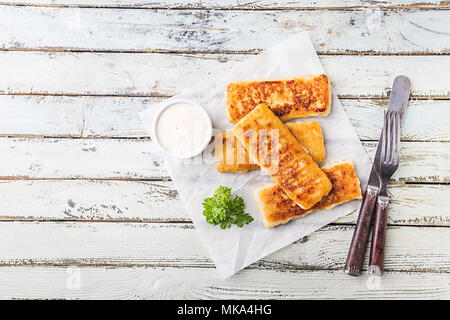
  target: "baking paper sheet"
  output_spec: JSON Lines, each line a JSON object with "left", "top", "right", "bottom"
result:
{"left": 139, "top": 32, "right": 371, "bottom": 279}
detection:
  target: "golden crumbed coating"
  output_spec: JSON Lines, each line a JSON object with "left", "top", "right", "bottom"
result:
{"left": 285, "top": 121, "right": 325, "bottom": 163}
{"left": 215, "top": 131, "right": 259, "bottom": 173}
{"left": 226, "top": 74, "right": 331, "bottom": 123}
{"left": 215, "top": 121, "right": 325, "bottom": 173}
{"left": 233, "top": 104, "right": 332, "bottom": 209}
{"left": 254, "top": 160, "right": 362, "bottom": 228}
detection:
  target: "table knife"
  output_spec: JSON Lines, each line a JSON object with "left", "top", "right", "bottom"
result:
{"left": 344, "top": 75, "right": 410, "bottom": 276}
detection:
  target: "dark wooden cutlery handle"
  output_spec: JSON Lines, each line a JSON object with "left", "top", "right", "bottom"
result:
{"left": 344, "top": 186, "right": 378, "bottom": 276}
{"left": 368, "top": 195, "right": 389, "bottom": 275}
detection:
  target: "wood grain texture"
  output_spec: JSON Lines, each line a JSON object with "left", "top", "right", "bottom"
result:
{"left": 0, "top": 222, "right": 448, "bottom": 274}
{"left": 0, "top": 138, "right": 162, "bottom": 180}
{"left": 342, "top": 99, "right": 450, "bottom": 142}
{"left": 1, "top": 52, "right": 449, "bottom": 98}
{"left": 0, "top": 266, "right": 448, "bottom": 300}
{"left": 1, "top": 7, "right": 449, "bottom": 54}
{"left": 0, "top": 138, "right": 448, "bottom": 182}
{"left": 0, "top": 180, "right": 183, "bottom": 221}
{"left": 0, "top": 180, "right": 448, "bottom": 226}
{"left": 0, "top": 1, "right": 448, "bottom": 299}
{"left": 1, "top": 0, "right": 448, "bottom": 9}
{"left": 1, "top": 95, "right": 449, "bottom": 141}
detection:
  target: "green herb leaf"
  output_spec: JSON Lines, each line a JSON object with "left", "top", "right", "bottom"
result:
{"left": 202, "top": 186, "right": 254, "bottom": 229}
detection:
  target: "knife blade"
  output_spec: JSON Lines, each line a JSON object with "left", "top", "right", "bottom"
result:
{"left": 344, "top": 75, "right": 410, "bottom": 276}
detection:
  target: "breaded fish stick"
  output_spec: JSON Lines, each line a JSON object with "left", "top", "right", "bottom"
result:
{"left": 233, "top": 104, "right": 332, "bottom": 209}
{"left": 254, "top": 160, "right": 362, "bottom": 228}
{"left": 215, "top": 121, "right": 325, "bottom": 173}
{"left": 226, "top": 74, "right": 331, "bottom": 123}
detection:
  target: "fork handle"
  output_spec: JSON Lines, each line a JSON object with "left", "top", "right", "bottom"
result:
{"left": 344, "top": 186, "right": 378, "bottom": 276}
{"left": 368, "top": 195, "right": 389, "bottom": 275}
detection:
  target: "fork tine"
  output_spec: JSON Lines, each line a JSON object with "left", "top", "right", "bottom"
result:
{"left": 386, "top": 110, "right": 394, "bottom": 165}
{"left": 381, "top": 111, "right": 401, "bottom": 167}
{"left": 388, "top": 111, "right": 395, "bottom": 165}
{"left": 380, "top": 111, "right": 388, "bottom": 165}
{"left": 393, "top": 111, "right": 401, "bottom": 165}
{"left": 391, "top": 111, "right": 399, "bottom": 165}
{"left": 380, "top": 110, "right": 400, "bottom": 166}
{"left": 393, "top": 112, "right": 398, "bottom": 164}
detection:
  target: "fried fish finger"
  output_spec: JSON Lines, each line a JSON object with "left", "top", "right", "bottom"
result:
{"left": 226, "top": 74, "right": 331, "bottom": 123}
{"left": 254, "top": 160, "right": 362, "bottom": 228}
{"left": 233, "top": 104, "right": 332, "bottom": 209}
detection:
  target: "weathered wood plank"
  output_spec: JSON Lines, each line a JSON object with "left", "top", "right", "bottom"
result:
{"left": 0, "top": 222, "right": 448, "bottom": 273}
{"left": 0, "top": 180, "right": 185, "bottom": 222}
{"left": 363, "top": 141, "right": 450, "bottom": 183}
{"left": 1, "top": 52, "right": 448, "bottom": 98}
{"left": 0, "top": 138, "right": 448, "bottom": 182}
{"left": 1, "top": 95, "right": 449, "bottom": 142}
{"left": 0, "top": 95, "right": 154, "bottom": 138}
{"left": 0, "top": 180, "right": 448, "bottom": 226}
{"left": 342, "top": 99, "right": 450, "bottom": 142}
{"left": 1, "top": 0, "right": 447, "bottom": 9}
{"left": 0, "top": 138, "right": 162, "bottom": 180}
{"left": 0, "top": 266, "right": 448, "bottom": 300}
{"left": 1, "top": 6, "right": 449, "bottom": 54}
{"left": 340, "top": 184, "right": 450, "bottom": 226}
{"left": 0, "top": 95, "right": 86, "bottom": 137}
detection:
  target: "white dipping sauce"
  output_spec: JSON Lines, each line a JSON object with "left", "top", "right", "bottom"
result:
{"left": 155, "top": 102, "right": 211, "bottom": 158}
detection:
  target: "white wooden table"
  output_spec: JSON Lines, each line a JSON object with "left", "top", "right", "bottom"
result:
{"left": 0, "top": 1, "right": 449, "bottom": 299}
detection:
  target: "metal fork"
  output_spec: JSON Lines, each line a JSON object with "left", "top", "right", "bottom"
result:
{"left": 368, "top": 110, "right": 401, "bottom": 275}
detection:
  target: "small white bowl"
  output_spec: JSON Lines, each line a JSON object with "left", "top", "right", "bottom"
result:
{"left": 152, "top": 99, "right": 212, "bottom": 159}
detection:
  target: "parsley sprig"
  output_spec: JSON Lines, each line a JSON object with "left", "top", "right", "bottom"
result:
{"left": 202, "top": 186, "right": 254, "bottom": 229}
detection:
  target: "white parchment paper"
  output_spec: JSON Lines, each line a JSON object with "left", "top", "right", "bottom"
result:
{"left": 139, "top": 32, "right": 371, "bottom": 278}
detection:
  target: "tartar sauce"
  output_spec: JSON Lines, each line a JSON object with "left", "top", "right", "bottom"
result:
{"left": 155, "top": 102, "right": 212, "bottom": 158}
